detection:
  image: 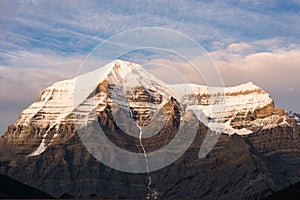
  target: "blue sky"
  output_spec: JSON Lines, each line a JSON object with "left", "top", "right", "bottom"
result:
{"left": 0, "top": 0, "right": 300, "bottom": 133}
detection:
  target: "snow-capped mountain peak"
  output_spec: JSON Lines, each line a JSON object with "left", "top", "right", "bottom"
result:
{"left": 6, "top": 60, "right": 292, "bottom": 156}
{"left": 16, "top": 60, "right": 290, "bottom": 131}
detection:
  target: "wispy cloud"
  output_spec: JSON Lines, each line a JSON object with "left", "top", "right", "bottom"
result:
{"left": 2, "top": 0, "right": 299, "bottom": 53}
{"left": 210, "top": 42, "right": 300, "bottom": 112}
{"left": 0, "top": 0, "right": 299, "bottom": 133}
{"left": 0, "top": 50, "right": 84, "bottom": 133}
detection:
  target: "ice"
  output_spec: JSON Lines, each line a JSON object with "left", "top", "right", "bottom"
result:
{"left": 28, "top": 138, "right": 47, "bottom": 156}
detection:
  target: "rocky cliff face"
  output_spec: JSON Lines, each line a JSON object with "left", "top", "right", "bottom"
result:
{"left": 0, "top": 60, "right": 299, "bottom": 199}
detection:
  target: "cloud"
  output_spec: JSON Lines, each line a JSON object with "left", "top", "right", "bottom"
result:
{"left": 2, "top": 0, "right": 299, "bottom": 55}
{"left": 0, "top": 0, "right": 299, "bottom": 133}
{"left": 144, "top": 58, "right": 205, "bottom": 85}
{"left": 0, "top": 51, "right": 84, "bottom": 134}
{"left": 227, "top": 42, "right": 256, "bottom": 53}
{"left": 210, "top": 43, "right": 300, "bottom": 112}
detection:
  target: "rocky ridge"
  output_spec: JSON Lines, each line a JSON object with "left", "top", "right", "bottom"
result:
{"left": 4, "top": 60, "right": 292, "bottom": 158}
{"left": 0, "top": 60, "right": 299, "bottom": 199}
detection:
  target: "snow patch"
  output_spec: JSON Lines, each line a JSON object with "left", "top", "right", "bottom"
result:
{"left": 189, "top": 105, "right": 253, "bottom": 135}
{"left": 28, "top": 138, "right": 47, "bottom": 156}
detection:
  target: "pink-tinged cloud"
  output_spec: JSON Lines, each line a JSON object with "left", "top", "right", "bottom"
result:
{"left": 210, "top": 46, "right": 300, "bottom": 112}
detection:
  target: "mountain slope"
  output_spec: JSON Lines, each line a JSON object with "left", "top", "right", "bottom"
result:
{"left": 0, "top": 60, "right": 299, "bottom": 199}
{"left": 0, "top": 174, "right": 53, "bottom": 199}
{"left": 4, "top": 60, "right": 292, "bottom": 158}
{"left": 264, "top": 181, "right": 300, "bottom": 200}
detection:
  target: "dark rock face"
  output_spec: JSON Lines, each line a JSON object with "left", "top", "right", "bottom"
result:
{"left": 1, "top": 89, "right": 299, "bottom": 199}
{"left": 3, "top": 122, "right": 76, "bottom": 159}
{"left": 247, "top": 125, "right": 300, "bottom": 183}
{"left": 264, "top": 181, "right": 300, "bottom": 200}
{"left": 0, "top": 174, "right": 53, "bottom": 199}
{"left": 0, "top": 121, "right": 299, "bottom": 199}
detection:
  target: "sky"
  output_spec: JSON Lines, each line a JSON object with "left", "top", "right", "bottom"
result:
{"left": 0, "top": 0, "right": 300, "bottom": 134}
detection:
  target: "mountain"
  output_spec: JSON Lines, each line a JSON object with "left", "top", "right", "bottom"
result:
{"left": 0, "top": 174, "right": 53, "bottom": 199}
{"left": 0, "top": 60, "right": 299, "bottom": 199}
{"left": 264, "top": 181, "right": 300, "bottom": 200}
{"left": 288, "top": 111, "right": 300, "bottom": 126}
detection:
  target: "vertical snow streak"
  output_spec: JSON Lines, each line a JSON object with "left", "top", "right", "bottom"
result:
{"left": 138, "top": 127, "right": 156, "bottom": 199}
